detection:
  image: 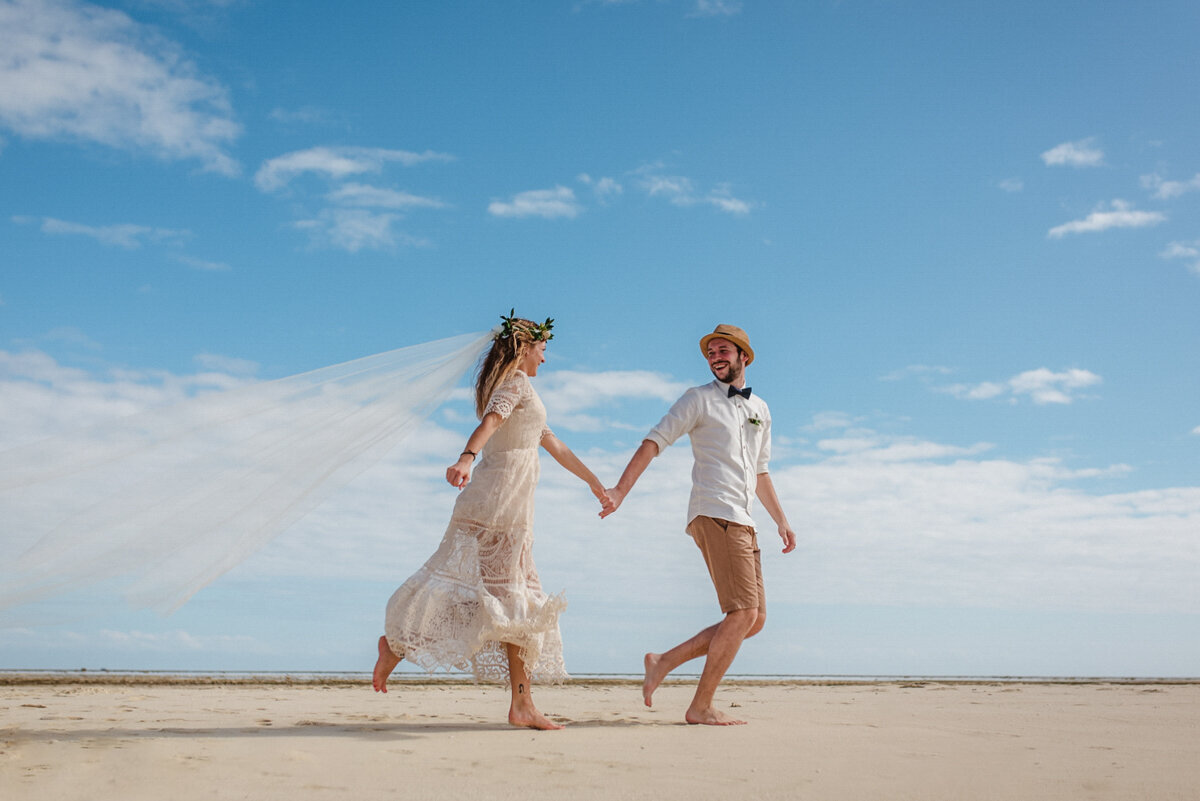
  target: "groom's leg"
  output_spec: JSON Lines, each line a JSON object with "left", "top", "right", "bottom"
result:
{"left": 644, "top": 517, "right": 765, "bottom": 708}
{"left": 684, "top": 517, "right": 765, "bottom": 722}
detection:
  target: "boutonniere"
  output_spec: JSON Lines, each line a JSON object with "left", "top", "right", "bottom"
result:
{"left": 748, "top": 416, "right": 763, "bottom": 427}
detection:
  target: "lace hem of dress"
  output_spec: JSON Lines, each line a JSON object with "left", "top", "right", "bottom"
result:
{"left": 388, "top": 588, "right": 568, "bottom": 684}
{"left": 384, "top": 513, "right": 569, "bottom": 684}
{"left": 388, "top": 587, "right": 566, "bottom": 681}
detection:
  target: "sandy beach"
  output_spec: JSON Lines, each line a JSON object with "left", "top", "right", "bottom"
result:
{"left": 1, "top": 675, "right": 1197, "bottom": 800}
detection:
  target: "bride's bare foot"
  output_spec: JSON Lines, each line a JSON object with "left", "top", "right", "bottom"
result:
{"left": 508, "top": 703, "right": 565, "bottom": 731}
{"left": 372, "top": 635, "right": 401, "bottom": 693}
{"left": 685, "top": 704, "right": 747, "bottom": 726}
{"left": 643, "top": 652, "right": 666, "bottom": 708}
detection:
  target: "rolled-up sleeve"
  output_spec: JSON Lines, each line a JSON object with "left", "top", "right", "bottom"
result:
{"left": 645, "top": 389, "right": 700, "bottom": 453}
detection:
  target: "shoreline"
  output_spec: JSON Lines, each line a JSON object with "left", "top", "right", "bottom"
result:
{"left": 2, "top": 669, "right": 1197, "bottom": 687}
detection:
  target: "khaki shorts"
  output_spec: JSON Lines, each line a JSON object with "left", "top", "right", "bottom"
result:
{"left": 687, "top": 515, "right": 764, "bottom": 614}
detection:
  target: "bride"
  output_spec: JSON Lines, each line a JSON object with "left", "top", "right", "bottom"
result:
{"left": 372, "top": 313, "right": 612, "bottom": 731}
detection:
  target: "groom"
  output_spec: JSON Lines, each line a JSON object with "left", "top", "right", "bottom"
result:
{"left": 601, "top": 324, "right": 796, "bottom": 725}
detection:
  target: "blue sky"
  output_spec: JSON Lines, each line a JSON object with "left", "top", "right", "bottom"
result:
{"left": 1, "top": 0, "right": 1198, "bottom": 678}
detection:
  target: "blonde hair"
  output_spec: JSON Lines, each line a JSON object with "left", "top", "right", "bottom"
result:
{"left": 474, "top": 318, "right": 542, "bottom": 418}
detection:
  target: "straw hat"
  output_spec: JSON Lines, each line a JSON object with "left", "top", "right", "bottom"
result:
{"left": 699, "top": 324, "right": 754, "bottom": 365}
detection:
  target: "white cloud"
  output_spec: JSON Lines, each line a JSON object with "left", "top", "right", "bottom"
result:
{"left": 0, "top": 626, "right": 269, "bottom": 655}
{"left": 0, "top": 0, "right": 240, "bottom": 174}
{"left": 1047, "top": 200, "right": 1166, "bottom": 238}
{"left": 998, "top": 178, "right": 1024, "bottom": 193}
{"left": 487, "top": 186, "right": 582, "bottom": 219}
{"left": 127, "top": 0, "right": 245, "bottom": 14}
{"left": 943, "top": 368, "right": 1101, "bottom": 406}
{"left": 643, "top": 174, "right": 694, "bottom": 199}
{"left": 805, "top": 411, "right": 864, "bottom": 432}
{"left": 284, "top": 415, "right": 1198, "bottom": 619}
{"left": 1193, "top": 426, "right": 1200, "bottom": 435}
{"left": 815, "top": 433, "right": 993, "bottom": 463}
{"left": 578, "top": 173, "right": 623, "bottom": 203}
{"left": 13, "top": 215, "right": 189, "bottom": 248}
{"left": 256, "top": 150, "right": 452, "bottom": 251}
{"left": 293, "top": 208, "right": 429, "bottom": 252}
{"left": 637, "top": 171, "right": 754, "bottom": 215}
{"left": 194, "top": 352, "right": 258, "bottom": 376}
{"left": 1159, "top": 240, "right": 1200, "bottom": 275}
{"left": 947, "top": 381, "right": 1008, "bottom": 401}
{"left": 173, "top": 254, "right": 230, "bottom": 272}
{"left": 1160, "top": 241, "right": 1199, "bottom": 260}
{"left": 96, "top": 628, "right": 261, "bottom": 652}
{"left": 2, "top": 353, "right": 1198, "bottom": 636}
{"left": 537, "top": 369, "right": 690, "bottom": 431}
{"left": 1008, "top": 368, "right": 1102, "bottom": 404}
{"left": 327, "top": 182, "right": 446, "bottom": 210}
{"left": 1040, "top": 138, "right": 1104, "bottom": 168}
{"left": 43, "top": 326, "right": 103, "bottom": 350}
{"left": 688, "top": 0, "right": 742, "bottom": 17}
{"left": 764, "top": 442, "right": 1195, "bottom": 614}
{"left": 594, "top": 177, "right": 622, "bottom": 198}
{"left": 0, "top": 348, "right": 251, "bottom": 449}
{"left": 705, "top": 185, "right": 752, "bottom": 215}
{"left": 1141, "top": 172, "right": 1200, "bottom": 200}
{"left": 576, "top": 0, "right": 742, "bottom": 17}
{"left": 255, "top": 146, "right": 454, "bottom": 192}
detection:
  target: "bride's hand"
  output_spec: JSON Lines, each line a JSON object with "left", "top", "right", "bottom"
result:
{"left": 446, "top": 460, "right": 471, "bottom": 490}
{"left": 592, "top": 485, "right": 615, "bottom": 516}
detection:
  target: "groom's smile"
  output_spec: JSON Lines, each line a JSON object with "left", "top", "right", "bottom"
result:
{"left": 705, "top": 338, "right": 746, "bottom": 385}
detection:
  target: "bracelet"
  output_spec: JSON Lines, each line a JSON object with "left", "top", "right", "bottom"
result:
{"left": 460, "top": 450, "right": 477, "bottom": 460}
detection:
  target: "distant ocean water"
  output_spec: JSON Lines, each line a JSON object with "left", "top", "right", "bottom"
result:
{"left": 1, "top": 669, "right": 1194, "bottom": 685}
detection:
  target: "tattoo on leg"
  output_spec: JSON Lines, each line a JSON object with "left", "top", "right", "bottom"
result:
{"left": 519, "top": 683, "right": 525, "bottom": 695}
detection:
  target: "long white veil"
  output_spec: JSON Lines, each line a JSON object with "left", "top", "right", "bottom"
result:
{"left": 0, "top": 329, "right": 494, "bottom": 621}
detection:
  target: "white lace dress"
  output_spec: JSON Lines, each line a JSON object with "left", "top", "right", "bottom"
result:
{"left": 383, "top": 370, "right": 568, "bottom": 683}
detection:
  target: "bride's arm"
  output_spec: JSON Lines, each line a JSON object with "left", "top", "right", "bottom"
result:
{"left": 540, "top": 432, "right": 614, "bottom": 515}
{"left": 446, "top": 412, "right": 503, "bottom": 489}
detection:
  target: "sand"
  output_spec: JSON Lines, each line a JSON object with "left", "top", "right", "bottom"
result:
{"left": 1, "top": 675, "right": 1197, "bottom": 800}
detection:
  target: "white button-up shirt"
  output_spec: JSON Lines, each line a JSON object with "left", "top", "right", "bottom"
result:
{"left": 645, "top": 379, "right": 771, "bottom": 530}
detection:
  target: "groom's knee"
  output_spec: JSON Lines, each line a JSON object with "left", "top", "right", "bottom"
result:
{"left": 724, "top": 606, "right": 758, "bottom": 635}
{"left": 742, "top": 608, "right": 766, "bottom": 639}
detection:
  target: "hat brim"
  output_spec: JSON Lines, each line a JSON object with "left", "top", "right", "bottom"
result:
{"left": 699, "top": 333, "right": 754, "bottom": 365}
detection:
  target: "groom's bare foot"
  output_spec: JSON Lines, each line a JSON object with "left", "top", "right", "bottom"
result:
{"left": 642, "top": 652, "right": 666, "bottom": 708}
{"left": 372, "top": 636, "right": 400, "bottom": 693}
{"left": 685, "top": 704, "right": 747, "bottom": 726}
{"left": 508, "top": 704, "right": 565, "bottom": 731}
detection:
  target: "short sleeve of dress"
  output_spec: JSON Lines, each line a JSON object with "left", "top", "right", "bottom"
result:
{"left": 483, "top": 372, "right": 528, "bottom": 420}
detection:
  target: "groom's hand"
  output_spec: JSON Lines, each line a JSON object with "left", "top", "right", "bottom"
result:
{"left": 599, "top": 486, "right": 625, "bottom": 518}
{"left": 779, "top": 525, "right": 796, "bottom": 554}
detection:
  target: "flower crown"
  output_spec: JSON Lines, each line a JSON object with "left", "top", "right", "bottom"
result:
{"left": 496, "top": 308, "right": 554, "bottom": 342}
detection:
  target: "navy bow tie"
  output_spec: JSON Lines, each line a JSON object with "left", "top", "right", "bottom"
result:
{"left": 727, "top": 385, "right": 752, "bottom": 400}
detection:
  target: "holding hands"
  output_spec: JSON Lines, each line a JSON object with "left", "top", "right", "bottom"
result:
{"left": 598, "top": 485, "right": 625, "bottom": 519}
{"left": 593, "top": 485, "right": 616, "bottom": 517}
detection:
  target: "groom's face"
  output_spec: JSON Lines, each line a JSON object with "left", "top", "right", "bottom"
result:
{"left": 706, "top": 338, "right": 748, "bottom": 384}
